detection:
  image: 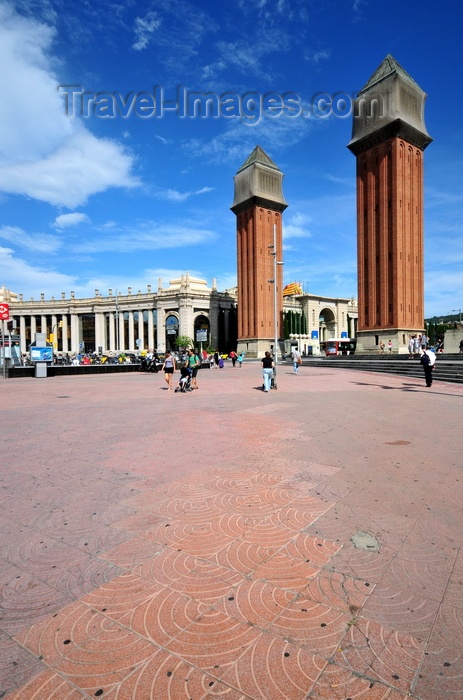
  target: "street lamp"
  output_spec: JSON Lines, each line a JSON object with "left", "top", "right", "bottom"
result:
{"left": 268, "top": 224, "right": 283, "bottom": 388}
{"left": 451, "top": 308, "right": 462, "bottom": 323}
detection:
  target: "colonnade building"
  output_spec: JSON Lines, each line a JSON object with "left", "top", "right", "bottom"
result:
{"left": 0, "top": 277, "right": 237, "bottom": 356}
{"left": 0, "top": 280, "right": 357, "bottom": 358}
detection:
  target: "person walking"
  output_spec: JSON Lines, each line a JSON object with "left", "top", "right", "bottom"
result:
{"left": 237, "top": 352, "right": 244, "bottom": 368}
{"left": 261, "top": 351, "right": 274, "bottom": 392}
{"left": 420, "top": 347, "right": 436, "bottom": 388}
{"left": 292, "top": 347, "right": 301, "bottom": 374}
{"left": 161, "top": 351, "right": 176, "bottom": 391}
{"left": 229, "top": 350, "right": 237, "bottom": 367}
{"left": 187, "top": 349, "right": 200, "bottom": 389}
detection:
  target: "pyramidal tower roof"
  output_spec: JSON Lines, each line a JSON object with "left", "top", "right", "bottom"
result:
{"left": 231, "top": 145, "right": 287, "bottom": 214}
{"left": 359, "top": 54, "right": 421, "bottom": 95}
{"left": 237, "top": 145, "right": 281, "bottom": 173}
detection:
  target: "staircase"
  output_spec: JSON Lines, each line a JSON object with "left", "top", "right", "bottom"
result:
{"left": 289, "top": 354, "right": 463, "bottom": 384}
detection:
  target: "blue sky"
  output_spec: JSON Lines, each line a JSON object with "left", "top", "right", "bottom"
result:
{"left": 0, "top": 0, "right": 461, "bottom": 317}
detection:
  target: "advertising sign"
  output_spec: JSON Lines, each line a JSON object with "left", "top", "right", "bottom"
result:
{"left": 30, "top": 347, "right": 53, "bottom": 362}
{"left": 0, "top": 303, "right": 9, "bottom": 320}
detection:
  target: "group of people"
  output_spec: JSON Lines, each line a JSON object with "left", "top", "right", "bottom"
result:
{"left": 161, "top": 349, "right": 202, "bottom": 391}
{"left": 160, "top": 348, "right": 245, "bottom": 391}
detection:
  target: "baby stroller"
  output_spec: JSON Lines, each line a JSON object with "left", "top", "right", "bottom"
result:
{"left": 175, "top": 366, "right": 192, "bottom": 392}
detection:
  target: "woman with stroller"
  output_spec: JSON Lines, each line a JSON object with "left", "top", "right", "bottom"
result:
{"left": 261, "top": 351, "right": 274, "bottom": 392}
{"left": 187, "top": 349, "right": 200, "bottom": 389}
{"left": 161, "top": 351, "right": 176, "bottom": 391}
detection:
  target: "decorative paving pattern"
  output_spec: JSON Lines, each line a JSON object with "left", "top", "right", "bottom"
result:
{"left": 2, "top": 365, "right": 462, "bottom": 698}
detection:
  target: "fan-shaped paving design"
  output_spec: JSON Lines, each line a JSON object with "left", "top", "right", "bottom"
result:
{"left": 269, "top": 504, "right": 332, "bottom": 532}
{"left": 212, "top": 538, "right": 281, "bottom": 576}
{"left": 413, "top": 645, "right": 463, "bottom": 700}
{"left": 221, "top": 634, "right": 326, "bottom": 700}
{"left": 51, "top": 619, "right": 157, "bottom": 696}
{"left": 302, "top": 571, "right": 373, "bottom": 614}
{"left": 0, "top": 565, "right": 73, "bottom": 635}
{"left": 50, "top": 558, "right": 126, "bottom": 599}
{"left": 166, "top": 608, "right": 261, "bottom": 677}
{"left": 337, "top": 618, "right": 424, "bottom": 693}
{"left": 251, "top": 551, "right": 319, "bottom": 592}
{"left": 130, "top": 588, "right": 207, "bottom": 646}
{"left": 427, "top": 602, "right": 463, "bottom": 653}
{"left": 80, "top": 573, "right": 165, "bottom": 622}
{"left": 154, "top": 496, "right": 241, "bottom": 523}
{"left": 219, "top": 578, "right": 296, "bottom": 628}
{"left": 171, "top": 560, "right": 243, "bottom": 603}
{"left": 360, "top": 571, "right": 441, "bottom": 639}
{"left": 174, "top": 526, "right": 235, "bottom": 558}
{"left": 308, "top": 662, "right": 413, "bottom": 699}
{"left": 242, "top": 519, "right": 298, "bottom": 547}
{"left": 7, "top": 668, "right": 87, "bottom": 699}
{"left": 0, "top": 630, "right": 45, "bottom": 697}
{"left": 99, "top": 537, "right": 164, "bottom": 568}
{"left": 143, "top": 519, "right": 198, "bottom": 546}
{"left": 106, "top": 647, "right": 247, "bottom": 699}
{"left": 282, "top": 534, "right": 341, "bottom": 566}
{"left": 132, "top": 547, "right": 200, "bottom": 586}
{"left": 268, "top": 598, "right": 350, "bottom": 655}
{"left": 207, "top": 512, "right": 257, "bottom": 539}
{"left": 108, "top": 511, "right": 167, "bottom": 535}
{"left": 3, "top": 534, "right": 90, "bottom": 574}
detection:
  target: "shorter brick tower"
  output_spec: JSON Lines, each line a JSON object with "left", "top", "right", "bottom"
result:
{"left": 231, "top": 146, "right": 287, "bottom": 357}
{"left": 348, "top": 55, "right": 432, "bottom": 353}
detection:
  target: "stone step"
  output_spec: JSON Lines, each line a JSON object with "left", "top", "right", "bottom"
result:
{"left": 285, "top": 357, "right": 463, "bottom": 384}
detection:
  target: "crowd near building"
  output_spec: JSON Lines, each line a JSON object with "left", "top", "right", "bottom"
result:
{"left": 0, "top": 282, "right": 357, "bottom": 359}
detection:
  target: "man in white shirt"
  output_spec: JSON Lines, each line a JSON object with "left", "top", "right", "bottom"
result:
{"left": 420, "top": 347, "right": 436, "bottom": 387}
{"left": 292, "top": 348, "right": 301, "bottom": 374}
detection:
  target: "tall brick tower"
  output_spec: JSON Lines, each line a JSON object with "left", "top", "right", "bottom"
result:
{"left": 348, "top": 55, "right": 432, "bottom": 353}
{"left": 231, "top": 146, "right": 288, "bottom": 357}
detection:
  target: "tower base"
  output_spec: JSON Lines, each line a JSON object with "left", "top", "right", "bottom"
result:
{"left": 356, "top": 329, "right": 425, "bottom": 355}
{"left": 237, "top": 337, "right": 280, "bottom": 359}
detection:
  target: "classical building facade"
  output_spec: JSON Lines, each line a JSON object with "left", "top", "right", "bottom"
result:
{"left": 1, "top": 281, "right": 357, "bottom": 359}
{"left": 0, "top": 277, "right": 237, "bottom": 356}
{"left": 348, "top": 55, "right": 432, "bottom": 353}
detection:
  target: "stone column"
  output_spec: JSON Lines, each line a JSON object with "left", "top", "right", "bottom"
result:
{"left": 157, "top": 307, "right": 166, "bottom": 353}
{"left": 147, "top": 309, "right": 154, "bottom": 350}
{"left": 109, "top": 312, "right": 115, "bottom": 351}
{"left": 31, "top": 316, "right": 37, "bottom": 342}
{"left": 118, "top": 311, "right": 125, "bottom": 351}
{"left": 138, "top": 311, "right": 144, "bottom": 350}
{"left": 41, "top": 315, "right": 47, "bottom": 334}
{"left": 70, "top": 314, "right": 80, "bottom": 353}
{"left": 20, "top": 316, "right": 27, "bottom": 353}
{"left": 61, "top": 315, "right": 69, "bottom": 353}
{"left": 128, "top": 311, "right": 135, "bottom": 351}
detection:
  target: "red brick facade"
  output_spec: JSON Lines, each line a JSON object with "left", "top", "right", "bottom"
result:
{"left": 356, "top": 137, "right": 424, "bottom": 331}
{"left": 236, "top": 207, "right": 283, "bottom": 342}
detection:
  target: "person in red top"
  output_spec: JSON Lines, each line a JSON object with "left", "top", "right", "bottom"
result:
{"left": 229, "top": 350, "right": 237, "bottom": 367}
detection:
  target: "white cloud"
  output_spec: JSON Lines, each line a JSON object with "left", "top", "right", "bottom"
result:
{"left": 0, "top": 226, "right": 61, "bottom": 253}
{"left": 158, "top": 186, "right": 215, "bottom": 202}
{"left": 132, "top": 11, "right": 161, "bottom": 51}
{"left": 53, "top": 212, "right": 89, "bottom": 229}
{"left": 284, "top": 213, "right": 313, "bottom": 240}
{"left": 0, "top": 4, "right": 139, "bottom": 208}
{"left": 183, "top": 112, "right": 313, "bottom": 164}
{"left": 0, "top": 246, "right": 75, "bottom": 299}
{"left": 71, "top": 222, "right": 217, "bottom": 254}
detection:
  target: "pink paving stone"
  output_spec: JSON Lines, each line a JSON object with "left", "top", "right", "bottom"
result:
{"left": 1, "top": 364, "right": 462, "bottom": 697}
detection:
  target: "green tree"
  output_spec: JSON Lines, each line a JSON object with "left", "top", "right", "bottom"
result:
{"left": 175, "top": 335, "right": 193, "bottom": 350}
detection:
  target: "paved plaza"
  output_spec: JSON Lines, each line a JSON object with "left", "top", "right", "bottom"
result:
{"left": 1, "top": 361, "right": 462, "bottom": 699}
